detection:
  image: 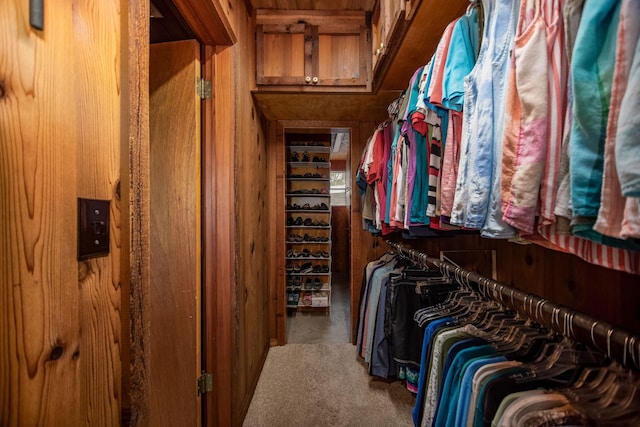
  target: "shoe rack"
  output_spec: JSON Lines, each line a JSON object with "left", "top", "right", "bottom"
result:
{"left": 285, "top": 139, "right": 332, "bottom": 310}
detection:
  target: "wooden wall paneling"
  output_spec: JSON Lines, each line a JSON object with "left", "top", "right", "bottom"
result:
{"left": 1, "top": 1, "right": 79, "bottom": 424}
{"left": 275, "top": 122, "right": 287, "bottom": 345}
{"left": 125, "top": 0, "right": 151, "bottom": 424}
{"left": 331, "top": 207, "right": 350, "bottom": 278}
{"left": 618, "top": 274, "right": 640, "bottom": 335}
{"left": 235, "top": 4, "right": 271, "bottom": 423}
{"left": 212, "top": 46, "right": 237, "bottom": 427}
{"left": 267, "top": 121, "right": 281, "bottom": 346}
{"left": 74, "top": 0, "right": 123, "bottom": 423}
{"left": 2, "top": 0, "right": 123, "bottom": 424}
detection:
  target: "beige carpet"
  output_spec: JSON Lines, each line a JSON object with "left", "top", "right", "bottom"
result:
{"left": 243, "top": 343, "right": 415, "bottom": 427}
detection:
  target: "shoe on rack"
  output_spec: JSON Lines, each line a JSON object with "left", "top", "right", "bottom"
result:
{"left": 303, "top": 218, "right": 314, "bottom": 226}
{"left": 319, "top": 203, "right": 329, "bottom": 210}
{"left": 317, "top": 220, "right": 329, "bottom": 226}
{"left": 288, "top": 233, "right": 303, "bottom": 242}
{"left": 300, "top": 262, "right": 313, "bottom": 273}
{"left": 304, "top": 278, "right": 313, "bottom": 290}
{"left": 287, "top": 217, "right": 294, "bottom": 226}
{"left": 302, "top": 152, "right": 310, "bottom": 162}
{"left": 313, "top": 278, "right": 323, "bottom": 290}
{"left": 294, "top": 217, "right": 303, "bottom": 225}
{"left": 290, "top": 152, "right": 300, "bottom": 162}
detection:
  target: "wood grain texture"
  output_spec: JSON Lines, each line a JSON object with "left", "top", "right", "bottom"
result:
{"left": 1, "top": 0, "right": 122, "bottom": 425}
{"left": 250, "top": 0, "right": 376, "bottom": 11}
{"left": 125, "top": 0, "right": 151, "bottom": 424}
{"left": 235, "top": 5, "right": 271, "bottom": 424}
{"left": 202, "top": 44, "right": 219, "bottom": 427}
{"left": 212, "top": 45, "right": 237, "bottom": 427}
{"left": 173, "top": 0, "right": 237, "bottom": 45}
{"left": 149, "top": 40, "right": 201, "bottom": 427}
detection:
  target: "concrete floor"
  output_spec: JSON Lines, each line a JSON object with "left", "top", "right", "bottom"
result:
{"left": 286, "top": 276, "right": 351, "bottom": 344}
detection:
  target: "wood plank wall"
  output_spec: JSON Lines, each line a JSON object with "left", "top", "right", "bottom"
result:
{"left": 1, "top": 0, "right": 122, "bottom": 425}
{"left": 233, "top": 3, "right": 271, "bottom": 425}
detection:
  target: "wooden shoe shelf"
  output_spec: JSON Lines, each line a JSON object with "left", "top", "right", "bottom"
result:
{"left": 286, "top": 141, "right": 332, "bottom": 310}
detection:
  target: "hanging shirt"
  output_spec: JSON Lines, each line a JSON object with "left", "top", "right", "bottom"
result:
{"left": 594, "top": 0, "right": 640, "bottom": 241}
{"left": 481, "top": 0, "right": 520, "bottom": 239}
{"left": 451, "top": 0, "right": 494, "bottom": 230}
{"left": 616, "top": 17, "right": 640, "bottom": 198}
{"left": 441, "top": 8, "right": 480, "bottom": 112}
{"left": 569, "top": 0, "right": 621, "bottom": 219}
{"left": 500, "top": 0, "right": 550, "bottom": 235}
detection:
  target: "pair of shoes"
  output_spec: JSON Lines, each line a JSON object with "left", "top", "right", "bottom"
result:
{"left": 288, "top": 216, "right": 304, "bottom": 226}
{"left": 287, "top": 249, "right": 301, "bottom": 258}
{"left": 299, "top": 262, "right": 313, "bottom": 273}
{"left": 288, "top": 233, "right": 303, "bottom": 242}
{"left": 313, "top": 278, "right": 323, "bottom": 290}
{"left": 303, "top": 278, "right": 313, "bottom": 290}
{"left": 290, "top": 152, "right": 300, "bottom": 162}
{"left": 312, "top": 156, "right": 327, "bottom": 162}
{"left": 302, "top": 152, "right": 310, "bottom": 162}
{"left": 287, "top": 290, "right": 300, "bottom": 306}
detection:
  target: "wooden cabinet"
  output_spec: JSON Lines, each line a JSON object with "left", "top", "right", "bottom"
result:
{"left": 256, "top": 10, "right": 371, "bottom": 91}
{"left": 371, "top": 0, "right": 406, "bottom": 74}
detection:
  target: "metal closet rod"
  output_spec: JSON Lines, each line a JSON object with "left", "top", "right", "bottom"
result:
{"left": 385, "top": 240, "right": 640, "bottom": 370}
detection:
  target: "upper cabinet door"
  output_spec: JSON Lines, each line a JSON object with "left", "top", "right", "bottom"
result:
{"left": 256, "top": 23, "right": 307, "bottom": 85}
{"left": 256, "top": 10, "right": 371, "bottom": 92}
{"left": 316, "top": 23, "right": 369, "bottom": 87}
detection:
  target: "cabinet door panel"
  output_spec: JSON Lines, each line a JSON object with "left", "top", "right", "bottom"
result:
{"left": 317, "top": 25, "right": 368, "bottom": 87}
{"left": 257, "top": 24, "right": 306, "bottom": 85}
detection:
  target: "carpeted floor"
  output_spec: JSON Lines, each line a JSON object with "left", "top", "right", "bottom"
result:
{"left": 242, "top": 343, "right": 415, "bottom": 427}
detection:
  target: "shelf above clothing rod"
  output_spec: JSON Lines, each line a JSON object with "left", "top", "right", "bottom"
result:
{"left": 385, "top": 240, "right": 640, "bottom": 370}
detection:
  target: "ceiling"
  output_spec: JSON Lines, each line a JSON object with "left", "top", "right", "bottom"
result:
{"left": 248, "top": 0, "right": 376, "bottom": 11}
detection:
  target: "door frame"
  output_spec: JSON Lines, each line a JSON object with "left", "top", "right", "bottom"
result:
{"left": 271, "top": 120, "right": 358, "bottom": 345}
{"left": 123, "top": 1, "right": 236, "bottom": 425}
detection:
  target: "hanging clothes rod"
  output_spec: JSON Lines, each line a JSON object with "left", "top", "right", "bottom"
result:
{"left": 385, "top": 240, "right": 640, "bottom": 370}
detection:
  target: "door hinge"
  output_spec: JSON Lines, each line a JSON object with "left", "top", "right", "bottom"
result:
{"left": 197, "top": 78, "right": 212, "bottom": 99}
{"left": 198, "top": 371, "right": 213, "bottom": 395}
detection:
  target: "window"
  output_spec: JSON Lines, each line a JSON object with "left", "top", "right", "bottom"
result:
{"left": 330, "top": 171, "right": 347, "bottom": 206}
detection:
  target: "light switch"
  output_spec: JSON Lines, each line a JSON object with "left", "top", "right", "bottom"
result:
{"left": 78, "top": 198, "right": 110, "bottom": 260}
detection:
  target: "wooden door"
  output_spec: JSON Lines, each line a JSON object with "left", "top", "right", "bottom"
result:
{"left": 149, "top": 39, "right": 202, "bottom": 426}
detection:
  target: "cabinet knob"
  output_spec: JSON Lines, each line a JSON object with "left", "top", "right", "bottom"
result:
{"left": 312, "top": 76, "right": 319, "bottom": 84}
{"left": 305, "top": 76, "right": 312, "bottom": 83}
